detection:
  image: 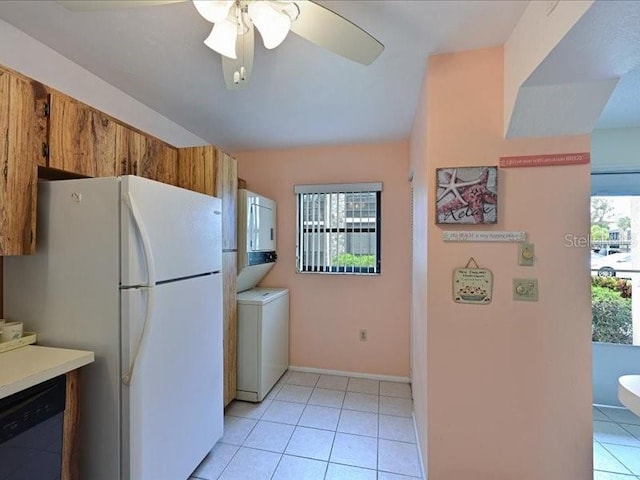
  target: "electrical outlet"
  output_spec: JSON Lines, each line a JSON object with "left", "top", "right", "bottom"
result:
{"left": 513, "top": 278, "right": 539, "bottom": 302}
{"left": 359, "top": 329, "right": 367, "bottom": 342}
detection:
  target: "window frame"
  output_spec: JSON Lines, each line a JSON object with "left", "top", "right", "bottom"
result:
{"left": 295, "top": 183, "right": 382, "bottom": 275}
{"left": 590, "top": 171, "right": 640, "bottom": 346}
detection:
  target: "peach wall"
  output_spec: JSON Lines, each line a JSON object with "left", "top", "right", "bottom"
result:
{"left": 236, "top": 142, "right": 411, "bottom": 376}
{"left": 422, "top": 47, "right": 592, "bottom": 479}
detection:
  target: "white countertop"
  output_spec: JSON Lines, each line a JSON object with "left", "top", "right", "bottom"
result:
{"left": 619, "top": 375, "right": 640, "bottom": 418}
{"left": 0, "top": 345, "right": 94, "bottom": 399}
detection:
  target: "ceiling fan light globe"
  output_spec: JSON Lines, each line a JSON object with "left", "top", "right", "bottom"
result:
{"left": 193, "top": 0, "right": 234, "bottom": 23}
{"left": 204, "top": 21, "right": 237, "bottom": 59}
{"left": 248, "top": 1, "right": 291, "bottom": 49}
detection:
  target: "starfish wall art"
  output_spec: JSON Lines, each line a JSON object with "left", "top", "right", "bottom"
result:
{"left": 436, "top": 166, "right": 498, "bottom": 224}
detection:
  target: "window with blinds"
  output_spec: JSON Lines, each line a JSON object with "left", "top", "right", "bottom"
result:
{"left": 295, "top": 183, "right": 382, "bottom": 274}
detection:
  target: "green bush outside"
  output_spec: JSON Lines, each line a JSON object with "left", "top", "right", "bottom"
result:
{"left": 592, "top": 277, "right": 632, "bottom": 344}
{"left": 332, "top": 253, "right": 376, "bottom": 267}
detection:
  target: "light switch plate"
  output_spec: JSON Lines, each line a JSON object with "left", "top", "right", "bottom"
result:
{"left": 518, "top": 243, "right": 535, "bottom": 266}
{"left": 513, "top": 278, "right": 538, "bottom": 302}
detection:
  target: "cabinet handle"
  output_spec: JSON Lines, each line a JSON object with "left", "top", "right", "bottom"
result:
{"left": 133, "top": 163, "right": 138, "bottom": 176}
{"left": 41, "top": 142, "right": 49, "bottom": 158}
{"left": 121, "top": 159, "right": 128, "bottom": 175}
{"left": 43, "top": 102, "right": 50, "bottom": 117}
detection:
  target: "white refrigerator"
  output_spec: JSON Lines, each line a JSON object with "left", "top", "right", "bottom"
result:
{"left": 3, "top": 176, "right": 224, "bottom": 480}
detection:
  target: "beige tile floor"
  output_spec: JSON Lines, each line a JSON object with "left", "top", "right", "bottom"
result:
{"left": 190, "top": 371, "right": 422, "bottom": 480}
{"left": 189, "top": 372, "right": 640, "bottom": 479}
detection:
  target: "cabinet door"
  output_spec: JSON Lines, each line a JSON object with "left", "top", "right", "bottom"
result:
{"left": 119, "top": 129, "right": 178, "bottom": 186}
{"left": 115, "top": 124, "right": 142, "bottom": 176}
{"left": 216, "top": 150, "right": 238, "bottom": 251}
{"left": 0, "top": 69, "right": 48, "bottom": 255}
{"left": 48, "top": 92, "right": 117, "bottom": 177}
{"left": 177, "top": 146, "right": 216, "bottom": 195}
{"left": 223, "top": 251, "right": 238, "bottom": 406}
{"left": 135, "top": 136, "right": 179, "bottom": 186}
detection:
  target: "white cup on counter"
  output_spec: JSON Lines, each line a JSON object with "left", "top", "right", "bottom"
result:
{"left": 0, "top": 321, "right": 23, "bottom": 342}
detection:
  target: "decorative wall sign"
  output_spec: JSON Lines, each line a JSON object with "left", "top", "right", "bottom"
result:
{"left": 442, "top": 231, "right": 526, "bottom": 242}
{"left": 436, "top": 166, "right": 497, "bottom": 224}
{"left": 499, "top": 152, "right": 590, "bottom": 168}
{"left": 453, "top": 258, "right": 493, "bottom": 305}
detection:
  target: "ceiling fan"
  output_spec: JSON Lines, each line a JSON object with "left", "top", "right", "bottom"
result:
{"left": 57, "top": 0, "right": 385, "bottom": 90}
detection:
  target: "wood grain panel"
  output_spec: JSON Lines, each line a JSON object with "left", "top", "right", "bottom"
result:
{"left": 216, "top": 150, "right": 238, "bottom": 251}
{"left": 177, "top": 147, "right": 193, "bottom": 190}
{"left": 136, "top": 136, "right": 178, "bottom": 186}
{"left": 62, "top": 369, "right": 80, "bottom": 480}
{"left": 48, "top": 92, "right": 117, "bottom": 177}
{"left": 0, "top": 69, "right": 47, "bottom": 254}
{"left": 223, "top": 251, "right": 237, "bottom": 406}
{"left": 177, "top": 146, "right": 216, "bottom": 195}
{"left": 204, "top": 148, "right": 216, "bottom": 196}
{"left": 115, "top": 124, "right": 142, "bottom": 176}
{"left": 163, "top": 144, "right": 179, "bottom": 187}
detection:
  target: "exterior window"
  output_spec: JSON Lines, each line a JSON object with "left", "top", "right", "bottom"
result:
{"left": 590, "top": 194, "right": 638, "bottom": 345}
{"left": 295, "top": 183, "right": 382, "bottom": 274}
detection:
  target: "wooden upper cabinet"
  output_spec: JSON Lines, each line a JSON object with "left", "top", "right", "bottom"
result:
{"left": 48, "top": 92, "right": 117, "bottom": 177}
{"left": 216, "top": 149, "right": 238, "bottom": 251}
{"left": 116, "top": 124, "right": 178, "bottom": 186}
{"left": 137, "top": 136, "right": 179, "bottom": 186}
{"left": 177, "top": 146, "right": 216, "bottom": 196}
{"left": 0, "top": 68, "right": 48, "bottom": 255}
{"left": 115, "top": 123, "right": 142, "bottom": 176}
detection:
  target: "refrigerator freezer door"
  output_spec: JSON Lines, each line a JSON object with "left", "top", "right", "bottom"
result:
{"left": 121, "top": 176, "right": 222, "bottom": 287}
{"left": 121, "top": 274, "right": 223, "bottom": 480}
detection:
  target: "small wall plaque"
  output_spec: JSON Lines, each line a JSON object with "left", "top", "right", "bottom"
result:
{"left": 453, "top": 258, "right": 493, "bottom": 305}
{"left": 443, "top": 231, "right": 526, "bottom": 242}
{"left": 499, "top": 152, "right": 590, "bottom": 168}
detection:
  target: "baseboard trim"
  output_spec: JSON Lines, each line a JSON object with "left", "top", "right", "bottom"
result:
{"left": 288, "top": 365, "right": 410, "bottom": 383}
{"left": 412, "top": 412, "right": 427, "bottom": 479}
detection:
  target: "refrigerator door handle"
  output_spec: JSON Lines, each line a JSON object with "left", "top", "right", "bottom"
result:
{"left": 122, "top": 286, "right": 155, "bottom": 386}
{"left": 122, "top": 192, "right": 156, "bottom": 287}
{"left": 122, "top": 192, "right": 157, "bottom": 385}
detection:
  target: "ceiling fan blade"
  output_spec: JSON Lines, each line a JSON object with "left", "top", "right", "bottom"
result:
{"left": 57, "top": 0, "right": 186, "bottom": 11}
{"left": 221, "top": 26, "right": 255, "bottom": 90}
{"left": 289, "top": 0, "right": 384, "bottom": 65}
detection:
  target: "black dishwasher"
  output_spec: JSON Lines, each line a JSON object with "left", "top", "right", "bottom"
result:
{"left": 0, "top": 375, "right": 66, "bottom": 480}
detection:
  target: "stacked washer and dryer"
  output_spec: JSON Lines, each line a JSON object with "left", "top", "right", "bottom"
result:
{"left": 235, "top": 189, "right": 289, "bottom": 402}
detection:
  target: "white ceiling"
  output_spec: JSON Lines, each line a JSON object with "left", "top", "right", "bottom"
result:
{"left": 521, "top": 0, "right": 640, "bottom": 133}
{"left": 0, "top": 0, "right": 528, "bottom": 152}
{"left": 3, "top": 1, "right": 639, "bottom": 152}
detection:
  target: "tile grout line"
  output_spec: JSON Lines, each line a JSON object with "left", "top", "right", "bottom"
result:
{"left": 217, "top": 372, "right": 420, "bottom": 479}
{"left": 267, "top": 373, "right": 319, "bottom": 480}
{"left": 598, "top": 421, "right": 639, "bottom": 477}
{"left": 213, "top": 441, "right": 243, "bottom": 480}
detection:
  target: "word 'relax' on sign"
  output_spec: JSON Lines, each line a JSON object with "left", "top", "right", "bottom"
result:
{"left": 499, "top": 152, "right": 590, "bottom": 168}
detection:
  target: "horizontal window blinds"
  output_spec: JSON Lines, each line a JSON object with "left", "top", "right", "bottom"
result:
{"left": 295, "top": 185, "right": 381, "bottom": 274}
